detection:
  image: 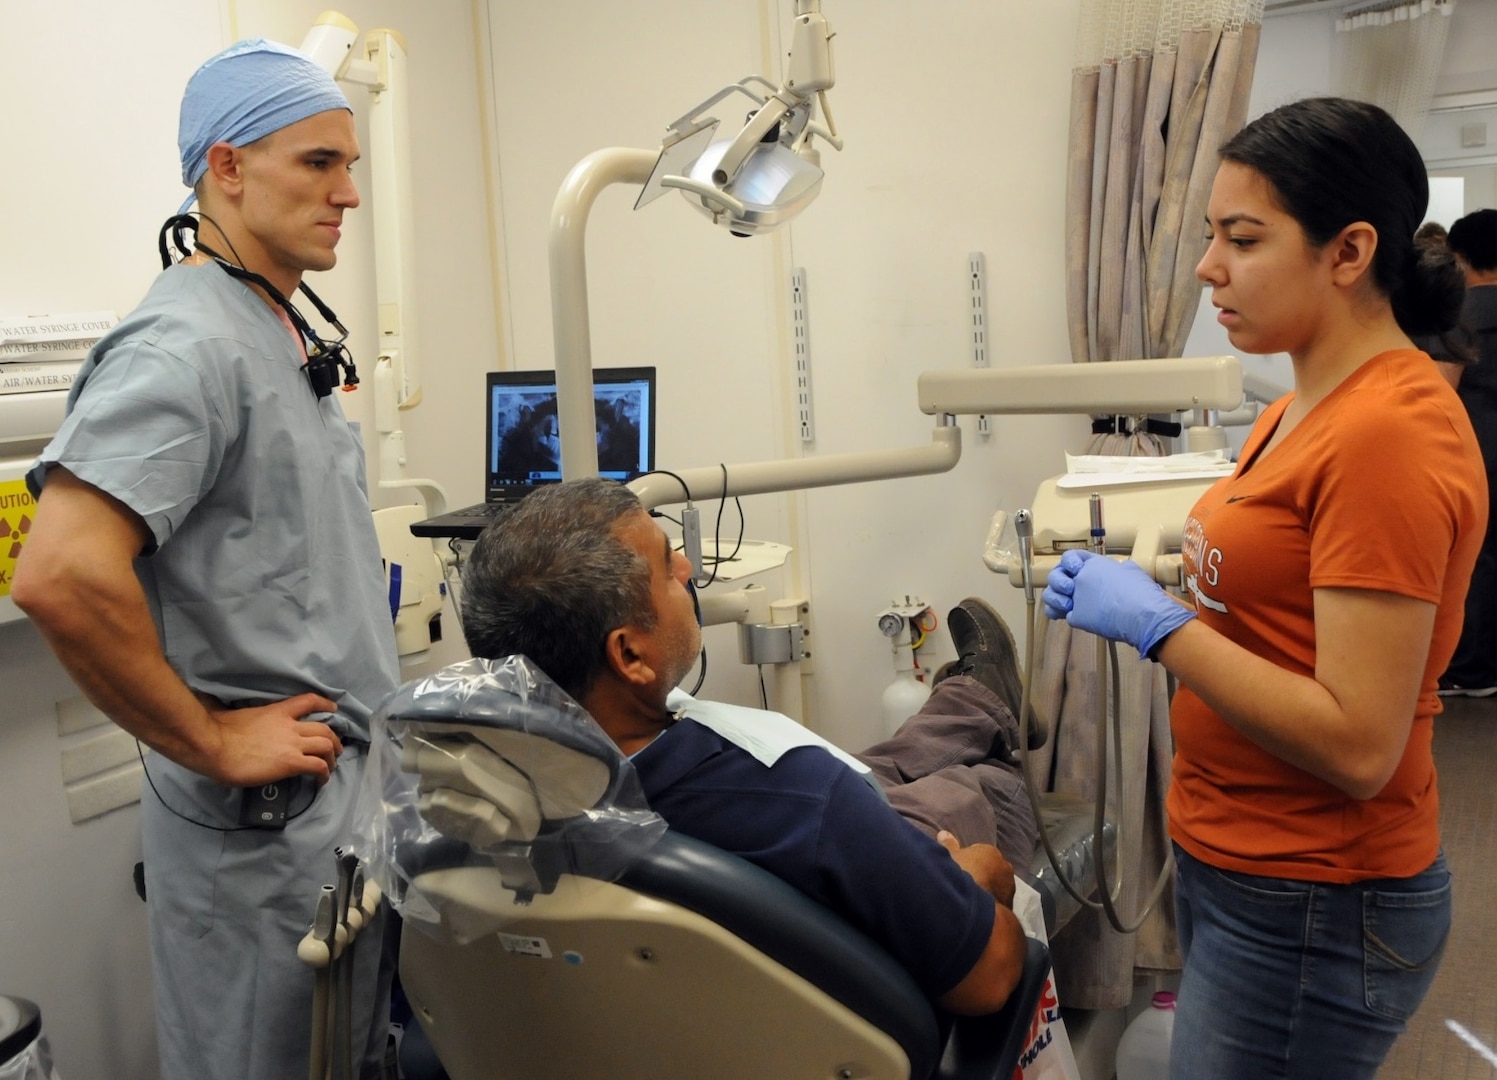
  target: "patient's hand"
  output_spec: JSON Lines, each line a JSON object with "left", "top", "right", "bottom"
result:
{"left": 937, "top": 831, "right": 1015, "bottom": 908}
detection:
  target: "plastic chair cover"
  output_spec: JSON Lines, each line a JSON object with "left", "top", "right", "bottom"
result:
{"left": 353, "top": 656, "right": 666, "bottom": 939}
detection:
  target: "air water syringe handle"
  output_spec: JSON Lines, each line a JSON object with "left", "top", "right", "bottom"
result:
{"left": 1014, "top": 509, "right": 1036, "bottom": 602}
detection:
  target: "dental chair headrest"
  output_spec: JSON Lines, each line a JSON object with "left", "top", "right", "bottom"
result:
{"left": 357, "top": 656, "right": 667, "bottom": 920}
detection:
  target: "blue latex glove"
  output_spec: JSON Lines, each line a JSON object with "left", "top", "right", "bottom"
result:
{"left": 1042, "top": 549, "right": 1196, "bottom": 660}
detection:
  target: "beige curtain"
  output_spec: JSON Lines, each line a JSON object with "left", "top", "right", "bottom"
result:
{"left": 1066, "top": 0, "right": 1263, "bottom": 370}
{"left": 1051, "top": 0, "right": 1264, "bottom": 1010}
{"left": 1332, "top": 0, "right": 1455, "bottom": 137}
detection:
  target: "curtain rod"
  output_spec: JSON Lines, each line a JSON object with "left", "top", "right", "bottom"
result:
{"left": 1263, "top": 1, "right": 1350, "bottom": 17}
{"left": 1342, "top": 0, "right": 1451, "bottom": 17}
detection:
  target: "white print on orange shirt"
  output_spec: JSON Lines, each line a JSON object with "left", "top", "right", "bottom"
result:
{"left": 1181, "top": 514, "right": 1228, "bottom": 614}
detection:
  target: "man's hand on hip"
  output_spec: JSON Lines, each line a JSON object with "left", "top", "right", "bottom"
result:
{"left": 197, "top": 693, "right": 345, "bottom": 787}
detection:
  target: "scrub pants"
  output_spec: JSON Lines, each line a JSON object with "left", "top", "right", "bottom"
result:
{"left": 856, "top": 675, "right": 1039, "bottom": 869}
{"left": 141, "top": 746, "right": 392, "bottom": 1080}
{"left": 1170, "top": 844, "right": 1451, "bottom": 1080}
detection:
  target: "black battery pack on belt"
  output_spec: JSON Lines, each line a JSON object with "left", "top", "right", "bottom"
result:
{"left": 239, "top": 782, "right": 291, "bottom": 830}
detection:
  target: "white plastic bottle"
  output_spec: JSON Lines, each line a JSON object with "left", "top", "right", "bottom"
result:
{"left": 1115, "top": 990, "right": 1175, "bottom": 1080}
{"left": 880, "top": 669, "right": 931, "bottom": 737}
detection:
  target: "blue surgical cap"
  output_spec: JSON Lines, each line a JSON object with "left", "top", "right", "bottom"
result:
{"left": 178, "top": 38, "right": 351, "bottom": 196}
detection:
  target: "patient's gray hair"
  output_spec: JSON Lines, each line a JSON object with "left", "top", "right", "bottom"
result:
{"left": 460, "top": 477, "right": 657, "bottom": 699}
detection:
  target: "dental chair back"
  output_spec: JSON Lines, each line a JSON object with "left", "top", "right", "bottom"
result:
{"left": 365, "top": 657, "right": 1049, "bottom": 1080}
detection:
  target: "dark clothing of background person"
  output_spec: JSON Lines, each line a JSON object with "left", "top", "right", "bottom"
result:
{"left": 1421, "top": 285, "right": 1497, "bottom": 692}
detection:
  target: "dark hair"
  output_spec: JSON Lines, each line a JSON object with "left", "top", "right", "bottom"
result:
{"left": 1414, "top": 221, "right": 1449, "bottom": 246}
{"left": 1219, "top": 97, "right": 1463, "bottom": 337}
{"left": 460, "top": 478, "right": 656, "bottom": 699}
{"left": 1447, "top": 208, "right": 1497, "bottom": 274}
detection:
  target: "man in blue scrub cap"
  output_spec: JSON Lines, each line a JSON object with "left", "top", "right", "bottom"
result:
{"left": 13, "top": 39, "right": 400, "bottom": 1080}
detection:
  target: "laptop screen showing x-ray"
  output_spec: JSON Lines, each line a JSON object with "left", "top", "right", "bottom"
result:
{"left": 486, "top": 367, "right": 656, "bottom": 493}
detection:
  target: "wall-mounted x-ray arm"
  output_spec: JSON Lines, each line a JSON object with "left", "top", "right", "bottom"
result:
{"left": 949, "top": 356, "right": 1245, "bottom": 591}
{"left": 628, "top": 419, "right": 961, "bottom": 511}
{"left": 916, "top": 356, "right": 1243, "bottom": 416}
{"left": 1180, "top": 370, "right": 1288, "bottom": 429}
{"left": 630, "top": 356, "right": 1242, "bottom": 516}
{"left": 301, "top": 12, "right": 447, "bottom": 520}
{"left": 303, "top": 13, "right": 448, "bottom": 661}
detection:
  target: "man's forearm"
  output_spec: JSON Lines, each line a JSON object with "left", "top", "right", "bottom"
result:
{"left": 24, "top": 573, "right": 218, "bottom": 768}
{"left": 13, "top": 469, "right": 223, "bottom": 770}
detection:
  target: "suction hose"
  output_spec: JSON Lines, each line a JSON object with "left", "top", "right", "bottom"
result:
{"left": 1012, "top": 505, "right": 1173, "bottom": 934}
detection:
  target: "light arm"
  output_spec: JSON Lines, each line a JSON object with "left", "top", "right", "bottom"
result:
{"left": 553, "top": 148, "right": 659, "bottom": 479}
{"left": 703, "top": 3, "right": 835, "bottom": 193}
{"left": 626, "top": 421, "right": 961, "bottom": 509}
{"left": 711, "top": 96, "right": 796, "bottom": 189}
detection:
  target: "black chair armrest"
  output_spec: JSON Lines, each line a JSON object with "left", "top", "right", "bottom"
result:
{"left": 936, "top": 936, "right": 1052, "bottom": 1080}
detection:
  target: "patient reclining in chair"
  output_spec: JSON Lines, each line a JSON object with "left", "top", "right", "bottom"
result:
{"left": 457, "top": 477, "right": 1037, "bottom": 1015}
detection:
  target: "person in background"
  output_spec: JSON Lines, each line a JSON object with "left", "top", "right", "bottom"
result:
{"left": 11, "top": 40, "right": 399, "bottom": 1080}
{"left": 1412, "top": 220, "right": 1469, "bottom": 390}
{"left": 1421, "top": 208, "right": 1497, "bottom": 698}
{"left": 1044, "top": 97, "right": 1481, "bottom": 1078}
{"left": 458, "top": 476, "right": 1040, "bottom": 1015}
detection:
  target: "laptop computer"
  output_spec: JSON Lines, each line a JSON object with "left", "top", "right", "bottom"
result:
{"left": 410, "top": 366, "right": 657, "bottom": 540}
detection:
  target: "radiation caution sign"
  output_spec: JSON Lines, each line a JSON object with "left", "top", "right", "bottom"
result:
{"left": 0, "top": 478, "right": 36, "bottom": 597}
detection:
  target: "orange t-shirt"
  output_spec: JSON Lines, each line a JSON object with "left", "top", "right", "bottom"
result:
{"left": 1168, "top": 350, "right": 1487, "bottom": 882}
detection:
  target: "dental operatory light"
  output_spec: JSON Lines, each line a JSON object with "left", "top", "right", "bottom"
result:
{"left": 634, "top": 0, "right": 842, "bottom": 236}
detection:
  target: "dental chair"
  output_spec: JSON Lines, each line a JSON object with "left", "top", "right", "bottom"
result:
{"left": 367, "top": 658, "right": 1052, "bottom": 1080}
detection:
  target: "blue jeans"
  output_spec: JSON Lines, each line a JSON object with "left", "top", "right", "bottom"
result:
{"left": 1171, "top": 844, "right": 1451, "bottom": 1080}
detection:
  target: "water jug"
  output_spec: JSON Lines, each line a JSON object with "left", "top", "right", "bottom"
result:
{"left": 1115, "top": 990, "right": 1175, "bottom": 1080}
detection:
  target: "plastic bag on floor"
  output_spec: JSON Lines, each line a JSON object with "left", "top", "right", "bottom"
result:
{"left": 1013, "top": 878, "right": 1082, "bottom": 1080}
{"left": 0, "top": 1038, "right": 61, "bottom": 1080}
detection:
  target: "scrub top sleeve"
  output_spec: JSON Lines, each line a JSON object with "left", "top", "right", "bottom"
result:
{"left": 38, "top": 339, "right": 227, "bottom": 549}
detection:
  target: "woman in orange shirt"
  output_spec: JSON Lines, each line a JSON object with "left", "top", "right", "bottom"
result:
{"left": 1045, "top": 98, "right": 1484, "bottom": 1079}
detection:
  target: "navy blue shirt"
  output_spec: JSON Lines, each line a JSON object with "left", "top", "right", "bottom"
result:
{"left": 632, "top": 717, "right": 995, "bottom": 1000}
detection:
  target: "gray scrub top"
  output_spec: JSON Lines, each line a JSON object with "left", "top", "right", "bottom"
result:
{"left": 29, "top": 262, "right": 399, "bottom": 737}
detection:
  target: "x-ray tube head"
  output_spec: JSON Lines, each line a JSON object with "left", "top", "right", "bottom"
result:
{"left": 299, "top": 12, "right": 360, "bottom": 79}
